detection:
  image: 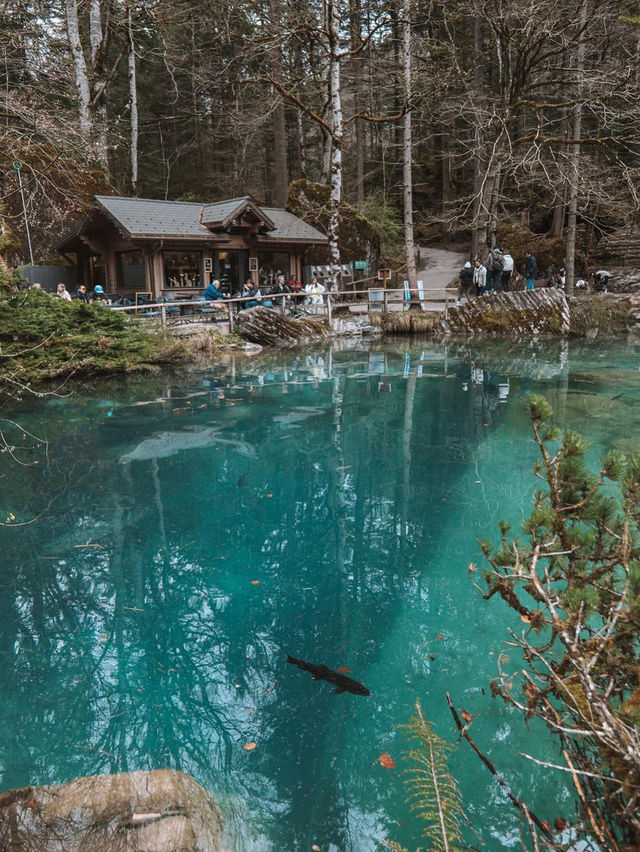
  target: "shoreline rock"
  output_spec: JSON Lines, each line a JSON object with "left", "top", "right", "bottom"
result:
{"left": 0, "top": 768, "right": 226, "bottom": 851}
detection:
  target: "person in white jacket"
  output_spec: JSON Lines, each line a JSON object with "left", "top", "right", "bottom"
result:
{"left": 56, "top": 283, "right": 72, "bottom": 301}
{"left": 305, "top": 276, "right": 326, "bottom": 306}
{"left": 501, "top": 251, "right": 514, "bottom": 292}
{"left": 472, "top": 260, "right": 487, "bottom": 296}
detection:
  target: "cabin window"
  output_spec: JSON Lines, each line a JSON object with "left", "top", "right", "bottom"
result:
{"left": 117, "top": 250, "right": 145, "bottom": 289}
{"left": 163, "top": 250, "right": 202, "bottom": 288}
{"left": 257, "top": 251, "right": 290, "bottom": 288}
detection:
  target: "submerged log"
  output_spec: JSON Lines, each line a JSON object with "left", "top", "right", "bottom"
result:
{"left": 0, "top": 769, "right": 225, "bottom": 851}
{"left": 236, "top": 306, "right": 330, "bottom": 347}
{"left": 443, "top": 289, "right": 570, "bottom": 336}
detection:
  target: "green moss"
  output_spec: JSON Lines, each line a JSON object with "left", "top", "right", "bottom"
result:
{"left": 287, "top": 179, "right": 380, "bottom": 266}
{"left": 568, "top": 294, "right": 631, "bottom": 337}
{"left": 0, "top": 290, "right": 187, "bottom": 384}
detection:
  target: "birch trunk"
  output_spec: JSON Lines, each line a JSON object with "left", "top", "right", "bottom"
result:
{"left": 327, "top": 0, "right": 343, "bottom": 290}
{"left": 88, "top": 0, "right": 109, "bottom": 174}
{"left": 65, "top": 0, "right": 91, "bottom": 135}
{"left": 127, "top": 3, "right": 138, "bottom": 194}
{"left": 402, "top": 0, "right": 417, "bottom": 294}
{"left": 565, "top": 0, "right": 588, "bottom": 292}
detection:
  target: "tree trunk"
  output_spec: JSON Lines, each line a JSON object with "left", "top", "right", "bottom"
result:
{"left": 126, "top": 3, "right": 138, "bottom": 194}
{"left": 402, "top": 0, "right": 417, "bottom": 294}
{"left": 327, "top": 0, "right": 343, "bottom": 290}
{"left": 565, "top": 0, "right": 588, "bottom": 292}
{"left": 270, "top": 0, "right": 289, "bottom": 207}
{"left": 350, "top": 0, "right": 365, "bottom": 208}
{"left": 65, "top": 0, "right": 92, "bottom": 135}
{"left": 471, "top": 9, "right": 487, "bottom": 259}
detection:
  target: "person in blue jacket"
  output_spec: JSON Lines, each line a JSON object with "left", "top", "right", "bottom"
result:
{"left": 524, "top": 250, "right": 537, "bottom": 291}
{"left": 204, "top": 279, "right": 224, "bottom": 301}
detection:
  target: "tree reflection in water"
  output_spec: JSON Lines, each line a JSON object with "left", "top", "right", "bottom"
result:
{"left": 1, "top": 340, "right": 601, "bottom": 849}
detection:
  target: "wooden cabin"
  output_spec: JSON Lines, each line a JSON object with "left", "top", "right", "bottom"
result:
{"left": 56, "top": 195, "right": 328, "bottom": 299}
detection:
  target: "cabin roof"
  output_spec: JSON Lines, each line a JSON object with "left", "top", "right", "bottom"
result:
{"left": 57, "top": 195, "right": 328, "bottom": 250}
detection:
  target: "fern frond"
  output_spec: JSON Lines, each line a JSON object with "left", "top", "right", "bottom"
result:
{"left": 400, "top": 700, "right": 465, "bottom": 851}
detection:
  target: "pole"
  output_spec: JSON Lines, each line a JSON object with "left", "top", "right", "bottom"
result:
{"left": 13, "top": 161, "right": 34, "bottom": 266}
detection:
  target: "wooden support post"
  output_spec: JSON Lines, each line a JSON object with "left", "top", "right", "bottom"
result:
{"left": 327, "top": 293, "right": 332, "bottom": 329}
{"left": 228, "top": 303, "right": 234, "bottom": 332}
{"left": 161, "top": 305, "right": 167, "bottom": 326}
{"left": 280, "top": 295, "right": 286, "bottom": 316}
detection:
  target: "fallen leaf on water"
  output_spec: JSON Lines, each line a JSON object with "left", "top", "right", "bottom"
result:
{"left": 266, "top": 494, "right": 273, "bottom": 498}
{"left": 461, "top": 710, "right": 473, "bottom": 723}
{"left": 521, "top": 614, "right": 531, "bottom": 623}
{"left": 336, "top": 666, "right": 350, "bottom": 673}
{"left": 312, "top": 845, "right": 320, "bottom": 851}
{"left": 379, "top": 753, "right": 396, "bottom": 769}
{"left": 243, "top": 742, "right": 257, "bottom": 751}
{"left": 250, "top": 580, "right": 260, "bottom": 585}
{"left": 540, "top": 820, "right": 552, "bottom": 833}
{"left": 436, "top": 634, "right": 444, "bottom": 640}
{"left": 554, "top": 817, "right": 567, "bottom": 832}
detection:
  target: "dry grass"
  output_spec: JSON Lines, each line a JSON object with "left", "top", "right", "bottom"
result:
{"left": 371, "top": 310, "right": 443, "bottom": 335}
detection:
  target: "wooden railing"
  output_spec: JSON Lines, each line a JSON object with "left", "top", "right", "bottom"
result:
{"left": 109, "top": 286, "right": 454, "bottom": 331}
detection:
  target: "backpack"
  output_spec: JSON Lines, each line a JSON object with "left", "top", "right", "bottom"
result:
{"left": 490, "top": 248, "right": 504, "bottom": 271}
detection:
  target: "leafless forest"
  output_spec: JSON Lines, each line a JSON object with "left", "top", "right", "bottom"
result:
{"left": 2, "top": 0, "right": 640, "bottom": 280}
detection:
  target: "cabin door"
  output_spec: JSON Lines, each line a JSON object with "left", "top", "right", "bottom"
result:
{"left": 215, "top": 250, "right": 248, "bottom": 295}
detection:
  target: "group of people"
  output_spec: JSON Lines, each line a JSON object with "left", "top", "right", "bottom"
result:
{"left": 203, "top": 274, "right": 327, "bottom": 310}
{"left": 32, "top": 282, "right": 110, "bottom": 303}
{"left": 457, "top": 246, "right": 538, "bottom": 305}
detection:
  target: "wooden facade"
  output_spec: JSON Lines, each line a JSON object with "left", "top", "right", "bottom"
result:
{"left": 56, "top": 196, "right": 328, "bottom": 299}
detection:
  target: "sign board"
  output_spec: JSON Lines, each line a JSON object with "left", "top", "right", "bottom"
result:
{"left": 378, "top": 268, "right": 391, "bottom": 281}
{"left": 354, "top": 260, "right": 368, "bottom": 271}
{"left": 248, "top": 257, "right": 258, "bottom": 272}
{"left": 204, "top": 257, "right": 212, "bottom": 272}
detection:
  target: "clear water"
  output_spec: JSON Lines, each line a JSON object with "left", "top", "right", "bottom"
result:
{"left": 2, "top": 337, "right": 640, "bottom": 850}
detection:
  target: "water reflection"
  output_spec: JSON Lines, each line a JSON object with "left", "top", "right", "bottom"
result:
{"left": 1, "top": 338, "right": 640, "bottom": 848}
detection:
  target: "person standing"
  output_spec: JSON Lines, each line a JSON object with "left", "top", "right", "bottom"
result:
{"left": 484, "top": 244, "right": 504, "bottom": 293}
{"left": 501, "top": 251, "right": 514, "bottom": 292}
{"left": 473, "top": 259, "right": 487, "bottom": 296}
{"left": 523, "top": 250, "right": 537, "bottom": 291}
{"left": 457, "top": 261, "right": 473, "bottom": 305}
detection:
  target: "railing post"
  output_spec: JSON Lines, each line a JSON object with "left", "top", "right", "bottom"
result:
{"left": 327, "top": 293, "right": 332, "bottom": 329}
{"left": 228, "top": 302, "right": 234, "bottom": 333}
{"left": 383, "top": 289, "right": 388, "bottom": 312}
{"left": 161, "top": 305, "right": 167, "bottom": 326}
{"left": 280, "top": 295, "right": 286, "bottom": 316}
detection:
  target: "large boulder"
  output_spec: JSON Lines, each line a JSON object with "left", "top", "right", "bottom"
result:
{"left": 0, "top": 768, "right": 225, "bottom": 851}
{"left": 443, "top": 288, "right": 570, "bottom": 336}
{"left": 236, "top": 306, "right": 330, "bottom": 347}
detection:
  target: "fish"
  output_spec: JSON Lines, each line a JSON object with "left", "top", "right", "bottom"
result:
{"left": 286, "top": 654, "right": 370, "bottom": 696}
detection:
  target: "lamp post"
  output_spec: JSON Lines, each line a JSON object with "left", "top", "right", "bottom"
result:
{"left": 12, "top": 160, "right": 34, "bottom": 266}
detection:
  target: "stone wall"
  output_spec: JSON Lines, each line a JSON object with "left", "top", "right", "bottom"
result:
{"left": 442, "top": 288, "right": 570, "bottom": 336}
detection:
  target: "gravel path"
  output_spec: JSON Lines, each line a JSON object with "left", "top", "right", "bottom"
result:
{"left": 417, "top": 246, "right": 467, "bottom": 292}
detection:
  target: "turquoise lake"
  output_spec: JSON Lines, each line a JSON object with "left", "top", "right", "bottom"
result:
{"left": 2, "top": 337, "right": 640, "bottom": 850}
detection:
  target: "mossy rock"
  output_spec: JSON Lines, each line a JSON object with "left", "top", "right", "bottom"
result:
{"left": 287, "top": 179, "right": 380, "bottom": 268}
{"left": 567, "top": 294, "right": 632, "bottom": 337}
{"left": 495, "top": 222, "right": 587, "bottom": 277}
